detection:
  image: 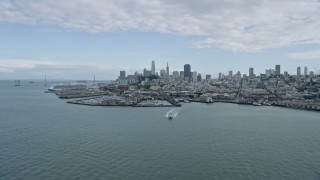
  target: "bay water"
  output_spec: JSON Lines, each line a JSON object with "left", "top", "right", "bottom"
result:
{"left": 1, "top": 80, "right": 320, "bottom": 179}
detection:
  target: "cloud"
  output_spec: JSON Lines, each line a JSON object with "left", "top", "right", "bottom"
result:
{"left": 0, "top": 59, "right": 129, "bottom": 79}
{"left": 0, "top": 59, "right": 55, "bottom": 70}
{"left": 287, "top": 50, "right": 320, "bottom": 60}
{"left": 1, "top": 0, "right": 320, "bottom": 52}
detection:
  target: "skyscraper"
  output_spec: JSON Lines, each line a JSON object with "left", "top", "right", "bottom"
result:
{"left": 160, "top": 69, "right": 166, "bottom": 78}
{"left": 118, "top": 71, "right": 127, "bottom": 85}
{"left": 179, "top": 71, "right": 184, "bottom": 78}
{"left": 275, "top": 65, "right": 280, "bottom": 76}
{"left": 297, "top": 66, "right": 301, "bottom": 77}
{"left": 304, "top": 66, "right": 308, "bottom": 76}
{"left": 192, "top": 71, "right": 197, "bottom": 83}
{"left": 236, "top": 71, "right": 241, "bottom": 80}
{"left": 172, "top": 71, "right": 179, "bottom": 81}
{"left": 120, "top": 71, "right": 126, "bottom": 79}
{"left": 197, "top": 73, "right": 202, "bottom": 82}
{"left": 229, "top": 70, "right": 233, "bottom": 78}
{"left": 151, "top": 61, "right": 155, "bottom": 75}
{"left": 184, "top": 64, "right": 191, "bottom": 82}
{"left": 249, "top": 67, "right": 254, "bottom": 78}
{"left": 166, "top": 62, "right": 169, "bottom": 79}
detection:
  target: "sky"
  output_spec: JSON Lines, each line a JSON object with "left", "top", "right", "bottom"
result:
{"left": 1, "top": 0, "right": 320, "bottom": 80}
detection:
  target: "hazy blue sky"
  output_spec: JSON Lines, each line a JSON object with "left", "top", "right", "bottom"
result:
{"left": 1, "top": 0, "right": 320, "bottom": 80}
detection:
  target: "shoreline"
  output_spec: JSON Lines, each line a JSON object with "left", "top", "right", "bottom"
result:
{"left": 67, "top": 101, "right": 180, "bottom": 107}
{"left": 66, "top": 98, "right": 320, "bottom": 112}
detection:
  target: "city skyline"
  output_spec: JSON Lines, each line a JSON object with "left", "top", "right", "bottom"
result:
{"left": 120, "top": 61, "right": 314, "bottom": 84}
{"left": 1, "top": 0, "right": 320, "bottom": 80}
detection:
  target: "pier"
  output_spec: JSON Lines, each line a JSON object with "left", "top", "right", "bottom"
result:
{"left": 66, "top": 95, "right": 180, "bottom": 107}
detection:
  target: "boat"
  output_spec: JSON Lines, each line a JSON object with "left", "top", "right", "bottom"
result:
{"left": 165, "top": 108, "right": 179, "bottom": 119}
{"left": 14, "top": 80, "right": 20, "bottom": 86}
{"left": 167, "top": 112, "right": 174, "bottom": 119}
{"left": 262, "top": 102, "right": 272, "bottom": 106}
{"left": 253, "top": 102, "right": 262, "bottom": 106}
{"left": 48, "top": 83, "right": 87, "bottom": 92}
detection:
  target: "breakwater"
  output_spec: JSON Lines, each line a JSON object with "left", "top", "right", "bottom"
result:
{"left": 272, "top": 101, "right": 320, "bottom": 112}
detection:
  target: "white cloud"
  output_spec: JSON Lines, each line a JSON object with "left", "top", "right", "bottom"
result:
{"left": 287, "top": 50, "right": 320, "bottom": 60}
{"left": 0, "top": 59, "right": 55, "bottom": 70}
{"left": 1, "top": 0, "right": 320, "bottom": 52}
{"left": 0, "top": 59, "right": 127, "bottom": 79}
{"left": 0, "top": 59, "right": 117, "bottom": 71}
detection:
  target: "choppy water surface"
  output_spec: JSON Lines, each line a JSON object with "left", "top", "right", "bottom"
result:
{"left": 1, "top": 80, "right": 320, "bottom": 179}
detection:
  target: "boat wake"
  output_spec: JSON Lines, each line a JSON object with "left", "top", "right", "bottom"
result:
{"left": 165, "top": 108, "right": 179, "bottom": 119}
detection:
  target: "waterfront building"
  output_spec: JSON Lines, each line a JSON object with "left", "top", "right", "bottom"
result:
{"left": 275, "top": 65, "right": 280, "bottom": 76}
{"left": 151, "top": 61, "right": 156, "bottom": 75}
{"left": 118, "top": 71, "right": 128, "bottom": 86}
{"left": 304, "top": 66, "right": 308, "bottom": 76}
{"left": 184, "top": 64, "right": 192, "bottom": 82}
{"left": 297, "top": 66, "right": 301, "bottom": 77}
{"left": 197, "top": 73, "right": 202, "bottom": 82}
{"left": 249, "top": 67, "right": 254, "bottom": 78}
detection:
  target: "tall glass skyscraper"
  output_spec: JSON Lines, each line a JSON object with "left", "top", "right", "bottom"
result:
{"left": 275, "top": 65, "right": 280, "bottom": 76}
{"left": 184, "top": 64, "right": 191, "bottom": 82}
{"left": 151, "top": 61, "right": 155, "bottom": 75}
{"left": 249, "top": 67, "right": 254, "bottom": 78}
{"left": 304, "top": 66, "right": 308, "bottom": 76}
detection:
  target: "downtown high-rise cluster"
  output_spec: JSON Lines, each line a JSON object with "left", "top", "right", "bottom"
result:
{"left": 118, "top": 61, "right": 316, "bottom": 86}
